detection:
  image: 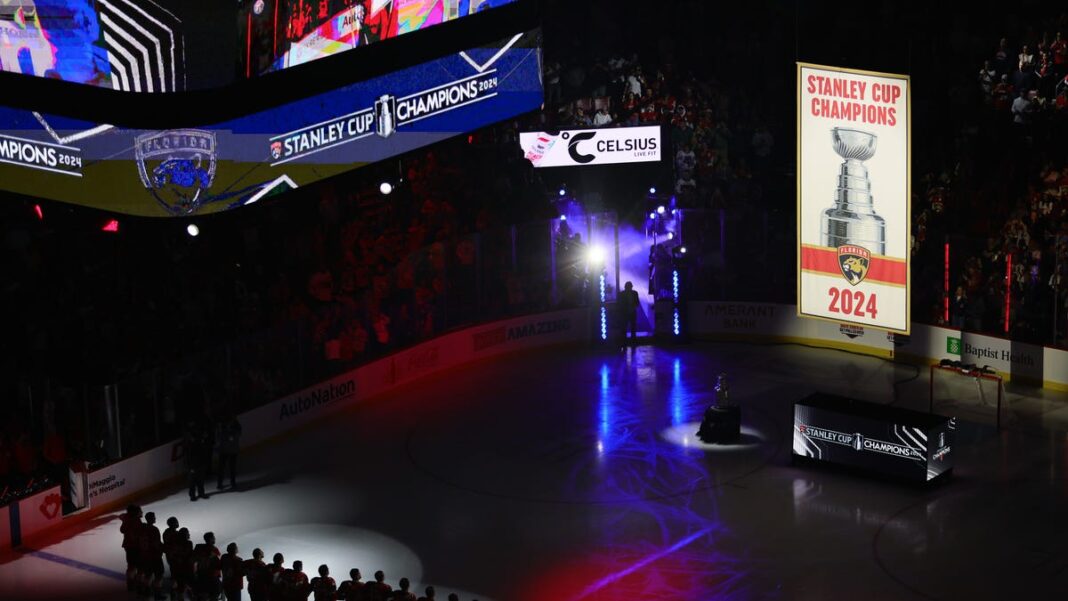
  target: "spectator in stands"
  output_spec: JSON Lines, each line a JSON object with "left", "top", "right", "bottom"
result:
{"left": 337, "top": 568, "right": 364, "bottom": 601}
{"left": 593, "top": 106, "right": 613, "bottom": 127}
{"left": 221, "top": 542, "right": 245, "bottom": 601}
{"left": 1012, "top": 88, "right": 1034, "bottom": 126}
{"left": 1020, "top": 44, "right": 1035, "bottom": 71}
{"left": 951, "top": 286, "right": 967, "bottom": 329}
{"left": 979, "top": 60, "right": 997, "bottom": 101}
{"left": 310, "top": 564, "right": 337, "bottom": 601}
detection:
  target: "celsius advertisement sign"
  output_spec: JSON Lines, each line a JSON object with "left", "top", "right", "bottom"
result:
{"left": 519, "top": 125, "right": 660, "bottom": 168}
{"left": 0, "top": 31, "right": 542, "bottom": 216}
{"left": 797, "top": 62, "right": 910, "bottom": 334}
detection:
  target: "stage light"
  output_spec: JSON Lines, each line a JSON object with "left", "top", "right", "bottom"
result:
{"left": 558, "top": 188, "right": 566, "bottom": 197}
{"left": 649, "top": 186, "right": 657, "bottom": 194}
{"left": 33, "top": 204, "right": 43, "bottom": 220}
{"left": 586, "top": 245, "right": 606, "bottom": 266}
{"left": 559, "top": 214, "right": 567, "bottom": 221}
{"left": 648, "top": 212, "right": 656, "bottom": 220}
{"left": 671, "top": 208, "right": 677, "bottom": 215}
{"left": 186, "top": 224, "right": 200, "bottom": 237}
{"left": 667, "top": 232, "right": 674, "bottom": 240}
{"left": 680, "top": 246, "right": 687, "bottom": 254}
{"left": 656, "top": 205, "right": 665, "bottom": 214}
{"left": 101, "top": 219, "right": 119, "bottom": 233}
{"left": 380, "top": 182, "right": 393, "bottom": 195}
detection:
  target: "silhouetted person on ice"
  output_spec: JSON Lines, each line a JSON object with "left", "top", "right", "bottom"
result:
{"left": 185, "top": 419, "right": 211, "bottom": 501}
{"left": 244, "top": 548, "right": 268, "bottom": 601}
{"left": 338, "top": 568, "right": 364, "bottom": 601}
{"left": 119, "top": 504, "right": 143, "bottom": 591}
{"left": 619, "top": 281, "right": 640, "bottom": 340}
{"left": 217, "top": 414, "right": 242, "bottom": 490}
{"left": 310, "top": 564, "right": 337, "bottom": 601}
{"left": 365, "top": 570, "right": 392, "bottom": 601}
{"left": 393, "top": 577, "right": 417, "bottom": 600}
{"left": 221, "top": 542, "right": 245, "bottom": 601}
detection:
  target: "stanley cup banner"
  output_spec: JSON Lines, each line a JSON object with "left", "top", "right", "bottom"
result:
{"left": 797, "top": 62, "right": 910, "bottom": 334}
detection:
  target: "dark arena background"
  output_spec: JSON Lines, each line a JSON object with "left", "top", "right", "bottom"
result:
{"left": 1, "top": 1, "right": 1068, "bottom": 599}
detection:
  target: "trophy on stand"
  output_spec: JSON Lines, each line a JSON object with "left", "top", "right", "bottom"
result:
{"left": 821, "top": 128, "right": 885, "bottom": 256}
{"left": 696, "top": 373, "right": 740, "bottom": 444}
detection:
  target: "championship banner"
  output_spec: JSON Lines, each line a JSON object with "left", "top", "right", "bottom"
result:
{"left": 519, "top": 125, "right": 660, "bottom": 168}
{"left": 0, "top": 31, "right": 542, "bottom": 217}
{"left": 797, "top": 62, "right": 910, "bottom": 334}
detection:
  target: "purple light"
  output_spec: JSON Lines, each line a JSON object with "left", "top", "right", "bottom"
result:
{"left": 573, "top": 527, "right": 714, "bottom": 600}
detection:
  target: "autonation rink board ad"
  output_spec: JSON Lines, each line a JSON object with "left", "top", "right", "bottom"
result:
{"left": 797, "top": 62, "right": 910, "bottom": 334}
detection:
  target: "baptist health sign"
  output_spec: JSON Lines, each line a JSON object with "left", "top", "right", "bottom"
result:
{"left": 797, "top": 63, "right": 910, "bottom": 334}
{"left": 519, "top": 126, "right": 660, "bottom": 167}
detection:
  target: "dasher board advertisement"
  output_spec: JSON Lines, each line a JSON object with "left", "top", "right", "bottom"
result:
{"left": 519, "top": 126, "right": 660, "bottom": 168}
{"left": 797, "top": 62, "right": 910, "bottom": 334}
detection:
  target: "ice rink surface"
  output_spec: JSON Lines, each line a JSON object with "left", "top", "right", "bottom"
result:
{"left": 3, "top": 341, "right": 1068, "bottom": 600}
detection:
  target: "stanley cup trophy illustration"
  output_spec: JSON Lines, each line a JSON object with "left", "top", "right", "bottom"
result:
{"left": 821, "top": 127, "right": 885, "bottom": 255}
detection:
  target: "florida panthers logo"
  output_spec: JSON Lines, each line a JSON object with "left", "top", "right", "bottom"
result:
{"left": 135, "top": 129, "right": 217, "bottom": 215}
{"left": 837, "top": 245, "right": 871, "bottom": 286}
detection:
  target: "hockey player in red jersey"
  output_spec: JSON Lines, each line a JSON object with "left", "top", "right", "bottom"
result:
{"left": 244, "top": 548, "right": 269, "bottom": 601}
{"left": 336, "top": 568, "right": 364, "bottom": 601}
{"left": 119, "top": 505, "right": 143, "bottom": 591}
{"left": 309, "top": 564, "right": 337, "bottom": 601}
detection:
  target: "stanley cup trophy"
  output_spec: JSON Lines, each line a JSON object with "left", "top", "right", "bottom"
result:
{"left": 821, "top": 128, "right": 885, "bottom": 255}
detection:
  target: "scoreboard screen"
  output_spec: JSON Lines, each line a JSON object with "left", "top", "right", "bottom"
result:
{"left": 0, "top": 30, "right": 542, "bottom": 216}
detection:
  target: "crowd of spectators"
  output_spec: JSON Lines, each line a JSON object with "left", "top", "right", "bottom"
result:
{"left": 911, "top": 23, "right": 1068, "bottom": 345}
{"left": 118, "top": 504, "right": 458, "bottom": 601}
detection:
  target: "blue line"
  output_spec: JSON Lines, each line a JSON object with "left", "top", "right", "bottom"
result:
{"left": 573, "top": 527, "right": 714, "bottom": 600}
{"left": 26, "top": 549, "right": 126, "bottom": 581}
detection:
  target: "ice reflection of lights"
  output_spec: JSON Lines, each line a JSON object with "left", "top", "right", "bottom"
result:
{"left": 670, "top": 358, "right": 684, "bottom": 426}
{"left": 599, "top": 363, "right": 611, "bottom": 452}
{"left": 573, "top": 527, "right": 715, "bottom": 601}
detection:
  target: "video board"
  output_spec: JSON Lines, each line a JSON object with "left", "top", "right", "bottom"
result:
{"left": 241, "top": 0, "right": 517, "bottom": 77}
{"left": 797, "top": 62, "right": 910, "bottom": 334}
{"left": 0, "top": 0, "right": 189, "bottom": 91}
{"left": 0, "top": 30, "right": 542, "bottom": 216}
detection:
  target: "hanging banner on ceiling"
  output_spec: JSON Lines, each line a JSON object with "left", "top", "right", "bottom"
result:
{"left": 797, "top": 62, "right": 910, "bottom": 334}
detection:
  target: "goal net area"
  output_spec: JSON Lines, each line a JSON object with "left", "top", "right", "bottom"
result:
{"left": 929, "top": 363, "right": 1005, "bottom": 428}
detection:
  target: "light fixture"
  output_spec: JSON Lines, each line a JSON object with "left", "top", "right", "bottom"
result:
{"left": 649, "top": 186, "right": 657, "bottom": 194}
{"left": 186, "top": 223, "right": 200, "bottom": 237}
{"left": 559, "top": 214, "right": 567, "bottom": 221}
{"left": 558, "top": 188, "right": 566, "bottom": 197}
{"left": 586, "top": 245, "right": 606, "bottom": 266}
{"left": 380, "top": 182, "right": 393, "bottom": 195}
{"left": 657, "top": 205, "right": 665, "bottom": 214}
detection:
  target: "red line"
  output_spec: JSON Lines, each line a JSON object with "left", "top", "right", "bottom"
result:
{"left": 273, "top": 0, "right": 278, "bottom": 56}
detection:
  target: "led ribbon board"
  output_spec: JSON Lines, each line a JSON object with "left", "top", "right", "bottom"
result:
{"left": 797, "top": 62, "right": 910, "bottom": 334}
{"left": 0, "top": 30, "right": 542, "bottom": 216}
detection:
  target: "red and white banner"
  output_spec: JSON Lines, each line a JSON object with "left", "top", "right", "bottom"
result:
{"left": 797, "top": 63, "right": 910, "bottom": 334}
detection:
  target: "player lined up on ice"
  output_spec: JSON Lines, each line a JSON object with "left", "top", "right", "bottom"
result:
{"left": 121, "top": 505, "right": 461, "bottom": 600}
